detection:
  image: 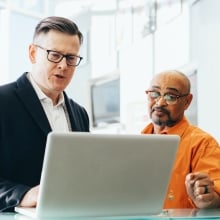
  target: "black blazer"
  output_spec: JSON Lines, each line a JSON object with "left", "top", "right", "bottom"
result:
{"left": 0, "top": 73, "right": 90, "bottom": 211}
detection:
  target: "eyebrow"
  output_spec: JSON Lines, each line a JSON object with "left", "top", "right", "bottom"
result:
{"left": 50, "top": 49, "right": 76, "bottom": 56}
{"left": 151, "top": 85, "right": 180, "bottom": 94}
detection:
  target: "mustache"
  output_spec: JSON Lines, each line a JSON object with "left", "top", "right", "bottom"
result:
{"left": 151, "top": 106, "right": 170, "bottom": 115}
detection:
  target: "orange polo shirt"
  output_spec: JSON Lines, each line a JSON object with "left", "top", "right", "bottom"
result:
{"left": 141, "top": 116, "right": 220, "bottom": 208}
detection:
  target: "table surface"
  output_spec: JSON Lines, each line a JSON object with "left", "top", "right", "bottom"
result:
{"left": 1, "top": 209, "right": 220, "bottom": 220}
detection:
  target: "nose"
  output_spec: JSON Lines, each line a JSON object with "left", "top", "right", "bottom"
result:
{"left": 155, "top": 95, "right": 167, "bottom": 106}
{"left": 58, "top": 57, "right": 68, "bottom": 69}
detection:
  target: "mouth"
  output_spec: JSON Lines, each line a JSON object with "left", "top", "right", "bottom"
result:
{"left": 54, "top": 74, "right": 65, "bottom": 79}
{"left": 152, "top": 107, "right": 169, "bottom": 116}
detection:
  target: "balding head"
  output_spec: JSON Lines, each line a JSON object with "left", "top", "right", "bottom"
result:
{"left": 151, "top": 70, "right": 191, "bottom": 94}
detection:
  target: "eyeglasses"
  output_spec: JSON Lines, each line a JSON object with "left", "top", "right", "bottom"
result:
{"left": 35, "top": 45, "right": 83, "bottom": 66}
{"left": 145, "top": 90, "right": 189, "bottom": 105}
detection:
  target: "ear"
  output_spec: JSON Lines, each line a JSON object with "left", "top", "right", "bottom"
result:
{"left": 29, "top": 44, "right": 37, "bottom": 64}
{"left": 184, "top": 93, "right": 193, "bottom": 110}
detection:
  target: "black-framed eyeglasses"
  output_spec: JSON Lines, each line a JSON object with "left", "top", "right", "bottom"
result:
{"left": 145, "top": 90, "right": 189, "bottom": 105}
{"left": 35, "top": 44, "right": 83, "bottom": 66}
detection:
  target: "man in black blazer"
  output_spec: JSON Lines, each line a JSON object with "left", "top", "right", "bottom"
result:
{"left": 0, "top": 16, "right": 89, "bottom": 212}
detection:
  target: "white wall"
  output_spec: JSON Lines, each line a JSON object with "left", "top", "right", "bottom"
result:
{"left": 66, "top": 11, "right": 92, "bottom": 110}
{"left": 0, "top": 11, "right": 39, "bottom": 84}
{"left": 119, "top": 36, "right": 153, "bottom": 134}
{"left": 190, "top": 0, "right": 220, "bottom": 141}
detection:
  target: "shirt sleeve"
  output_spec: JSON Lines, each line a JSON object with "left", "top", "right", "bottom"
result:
{"left": 191, "top": 136, "right": 220, "bottom": 193}
{"left": 0, "top": 178, "right": 30, "bottom": 212}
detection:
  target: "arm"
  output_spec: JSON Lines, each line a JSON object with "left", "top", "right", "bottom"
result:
{"left": 0, "top": 178, "right": 31, "bottom": 212}
{"left": 0, "top": 178, "right": 39, "bottom": 211}
{"left": 183, "top": 129, "right": 220, "bottom": 208}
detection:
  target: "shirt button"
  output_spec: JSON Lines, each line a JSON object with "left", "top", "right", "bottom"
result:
{"left": 168, "top": 190, "right": 175, "bottom": 200}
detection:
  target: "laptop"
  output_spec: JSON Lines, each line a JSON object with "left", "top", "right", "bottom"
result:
{"left": 15, "top": 132, "right": 180, "bottom": 219}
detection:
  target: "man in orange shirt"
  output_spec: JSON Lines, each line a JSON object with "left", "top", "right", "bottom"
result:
{"left": 142, "top": 70, "right": 220, "bottom": 209}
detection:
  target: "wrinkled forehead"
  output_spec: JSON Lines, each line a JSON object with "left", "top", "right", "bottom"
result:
{"left": 149, "top": 72, "right": 189, "bottom": 94}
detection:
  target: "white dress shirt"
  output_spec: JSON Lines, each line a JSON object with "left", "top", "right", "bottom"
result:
{"left": 28, "top": 73, "right": 71, "bottom": 132}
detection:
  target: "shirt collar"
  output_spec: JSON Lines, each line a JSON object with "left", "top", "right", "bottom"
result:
{"left": 164, "top": 116, "right": 189, "bottom": 137}
{"left": 141, "top": 116, "right": 190, "bottom": 137}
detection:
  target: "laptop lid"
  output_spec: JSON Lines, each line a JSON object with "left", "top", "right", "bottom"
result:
{"left": 15, "top": 132, "right": 179, "bottom": 218}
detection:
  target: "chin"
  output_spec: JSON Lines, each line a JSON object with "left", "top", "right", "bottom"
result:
{"left": 152, "top": 116, "right": 166, "bottom": 126}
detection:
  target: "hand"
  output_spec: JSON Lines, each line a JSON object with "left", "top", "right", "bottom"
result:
{"left": 19, "top": 185, "right": 39, "bottom": 207}
{"left": 185, "top": 172, "right": 220, "bottom": 208}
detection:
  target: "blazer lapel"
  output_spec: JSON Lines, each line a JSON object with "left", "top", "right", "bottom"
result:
{"left": 15, "top": 73, "right": 52, "bottom": 135}
{"left": 64, "top": 93, "right": 76, "bottom": 131}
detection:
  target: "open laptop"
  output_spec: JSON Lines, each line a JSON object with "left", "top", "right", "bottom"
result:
{"left": 15, "top": 132, "right": 179, "bottom": 219}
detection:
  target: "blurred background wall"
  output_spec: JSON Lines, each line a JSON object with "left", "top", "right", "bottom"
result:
{"left": 0, "top": 0, "right": 219, "bottom": 141}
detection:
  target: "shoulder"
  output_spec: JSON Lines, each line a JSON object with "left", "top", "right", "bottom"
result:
{"left": 0, "top": 73, "right": 30, "bottom": 94}
{"left": 183, "top": 124, "right": 219, "bottom": 147}
{"left": 0, "top": 80, "right": 17, "bottom": 93}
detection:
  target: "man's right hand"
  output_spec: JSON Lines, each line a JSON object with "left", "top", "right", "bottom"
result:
{"left": 19, "top": 185, "right": 39, "bottom": 207}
